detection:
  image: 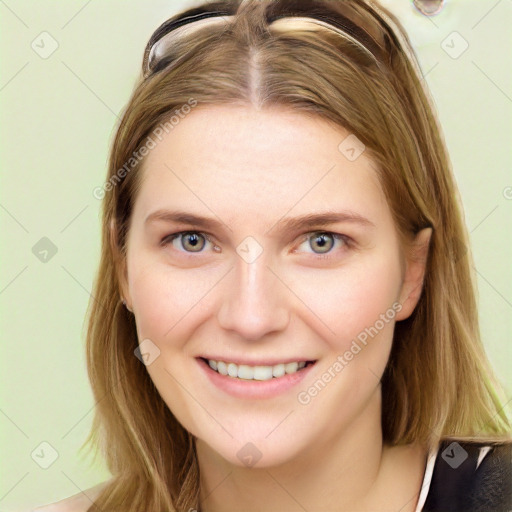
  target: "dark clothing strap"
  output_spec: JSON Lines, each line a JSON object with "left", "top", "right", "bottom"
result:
{"left": 422, "top": 440, "right": 512, "bottom": 512}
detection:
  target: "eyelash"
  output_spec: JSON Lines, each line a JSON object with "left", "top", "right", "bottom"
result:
{"left": 160, "top": 231, "right": 353, "bottom": 260}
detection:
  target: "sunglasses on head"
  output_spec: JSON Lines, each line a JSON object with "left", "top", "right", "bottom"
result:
{"left": 142, "top": 1, "right": 393, "bottom": 78}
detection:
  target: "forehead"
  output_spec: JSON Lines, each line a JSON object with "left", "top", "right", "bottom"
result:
{"left": 133, "top": 104, "right": 388, "bottom": 226}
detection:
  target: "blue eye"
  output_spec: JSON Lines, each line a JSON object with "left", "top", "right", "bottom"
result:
{"left": 161, "top": 231, "right": 214, "bottom": 253}
{"left": 296, "top": 232, "right": 350, "bottom": 257}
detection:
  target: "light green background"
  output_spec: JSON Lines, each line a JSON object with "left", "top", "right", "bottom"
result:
{"left": 1, "top": 0, "right": 511, "bottom": 509}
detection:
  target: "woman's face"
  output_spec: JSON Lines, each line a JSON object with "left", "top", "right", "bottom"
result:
{"left": 121, "top": 104, "right": 428, "bottom": 468}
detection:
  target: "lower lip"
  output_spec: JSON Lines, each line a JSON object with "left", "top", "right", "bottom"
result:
{"left": 197, "top": 358, "right": 316, "bottom": 399}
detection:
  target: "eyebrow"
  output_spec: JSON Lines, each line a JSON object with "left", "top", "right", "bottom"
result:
{"left": 144, "top": 209, "right": 376, "bottom": 233}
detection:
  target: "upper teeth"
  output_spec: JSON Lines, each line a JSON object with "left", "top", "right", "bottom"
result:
{"left": 208, "top": 359, "right": 307, "bottom": 381}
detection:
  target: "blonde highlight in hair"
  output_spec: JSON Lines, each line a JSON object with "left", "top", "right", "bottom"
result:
{"left": 83, "top": 0, "right": 511, "bottom": 509}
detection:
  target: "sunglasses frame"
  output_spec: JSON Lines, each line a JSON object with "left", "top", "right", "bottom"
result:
{"left": 142, "top": 1, "right": 389, "bottom": 78}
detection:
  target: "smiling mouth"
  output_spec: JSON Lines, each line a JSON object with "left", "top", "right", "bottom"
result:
{"left": 199, "top": 357, "right": 316, "bottom": 381}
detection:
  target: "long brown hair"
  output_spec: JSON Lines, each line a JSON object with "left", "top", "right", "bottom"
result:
{"left": 83, "top": 0, "right": 511, "bottom": 509}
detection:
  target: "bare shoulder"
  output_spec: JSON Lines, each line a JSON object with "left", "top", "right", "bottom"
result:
{"left": 33, "top": 481, "right": 108, "bottom": 512}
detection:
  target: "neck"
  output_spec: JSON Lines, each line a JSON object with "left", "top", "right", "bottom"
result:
{"left": 195, "top": 390, "right": 420, "bottom": 512}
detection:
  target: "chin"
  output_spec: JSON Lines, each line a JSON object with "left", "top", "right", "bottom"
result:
{"left": 200, "top": 433, "right": 308, "bottom": 470}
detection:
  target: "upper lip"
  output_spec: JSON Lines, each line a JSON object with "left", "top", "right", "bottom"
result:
{"left": 198, "top": 356, "right": 316, "bottom": 366}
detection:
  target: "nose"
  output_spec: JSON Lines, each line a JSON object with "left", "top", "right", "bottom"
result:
{"left": 217, "top": 252, "right": 290, "bottom": 341}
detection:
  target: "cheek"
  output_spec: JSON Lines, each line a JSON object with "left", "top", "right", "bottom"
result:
{"left": 129, "top": 269, "right": 178, "bottom": 341}
{"left": 127, "top": 256, "right": 221, "bottom": 346}
{"left": 289, "top": 250, "right": 403, "bottom": 353}
{"left": 290, "top": 253, "right": 403, "bottom": 432}
{"left": 127, "top": 260, "right": 212, "bottom": 434}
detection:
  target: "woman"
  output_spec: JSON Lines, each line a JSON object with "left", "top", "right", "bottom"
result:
{"left": 36, "top": 0, "right": 512, "bottom": 510}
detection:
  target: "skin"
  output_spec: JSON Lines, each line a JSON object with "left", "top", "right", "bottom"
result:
{"left": 37, "top": 104, "right": 432, "bottom": 511}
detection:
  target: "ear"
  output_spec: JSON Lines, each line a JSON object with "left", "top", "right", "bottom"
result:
{"left": 110, "top": 217, "right": 132, "bottom": 310}
{"left": 395, "top": 227, "right": 432, "bottom": 321}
